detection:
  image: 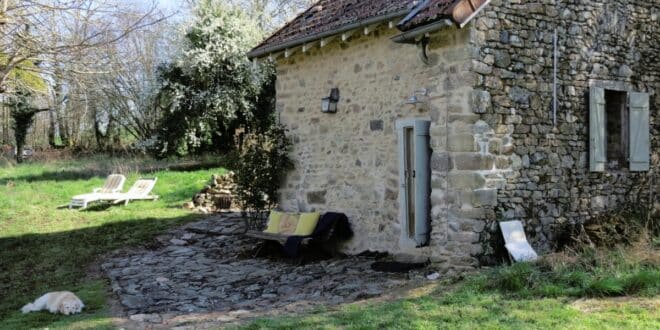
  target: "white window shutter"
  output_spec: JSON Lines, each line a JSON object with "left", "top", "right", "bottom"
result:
{"left": 629, "top": 92, "right": 650, "bottom": 171}
{"left": 589, "top": 87, "right": 606, "bottom": 172}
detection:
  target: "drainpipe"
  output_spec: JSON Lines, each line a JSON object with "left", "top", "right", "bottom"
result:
{"left": 391, "top": 20, "right": 453, "bottom": 64}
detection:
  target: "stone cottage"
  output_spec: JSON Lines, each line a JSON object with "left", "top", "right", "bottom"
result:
{"left": 248, "top": 0, "right": 658, "bottom": 270}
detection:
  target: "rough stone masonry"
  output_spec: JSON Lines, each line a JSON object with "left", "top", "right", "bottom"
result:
{"left": 272, "top": 0, "right": 658, "bottom": 269}
{"left": 469, "top": 0, "right": 659, "bottom": 263}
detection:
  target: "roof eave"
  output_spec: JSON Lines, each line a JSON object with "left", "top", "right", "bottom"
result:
{"left": 247, "top": 9, "right": 409, "bottom": 60}
{"left": 397, "top": 0, "right": 491, "bottom": 31}
{"left": 391, "top": 19, "right": 453, "bottom": 44}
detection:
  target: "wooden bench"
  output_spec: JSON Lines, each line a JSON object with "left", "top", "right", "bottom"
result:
{"left": 244, "top": 212, "right": 351, "bottom": 259}
{"left": 244, "top": 230, "right": 312, "bottom": 245}
{"left": 244, "top": 212, "right": 320, "bottom": 245}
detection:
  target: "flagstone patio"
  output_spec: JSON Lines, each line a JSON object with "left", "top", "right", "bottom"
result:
{"left": 101, "top": 213, "right": 428, "bottom": 327}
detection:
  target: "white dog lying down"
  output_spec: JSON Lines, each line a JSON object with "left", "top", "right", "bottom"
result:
{"left": 21, "top": 291, "right": 84, "bottom": 315}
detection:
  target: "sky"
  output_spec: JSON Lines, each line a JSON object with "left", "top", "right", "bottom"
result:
{"left": 156, "top": 0, "right": 187, "bottom": 14}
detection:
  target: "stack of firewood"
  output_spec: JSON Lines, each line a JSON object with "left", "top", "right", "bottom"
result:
{"left": 184, "top": 172, "right": 236, "bottom": 213}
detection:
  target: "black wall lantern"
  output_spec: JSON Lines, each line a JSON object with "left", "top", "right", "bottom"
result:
{"left": 321, "top": 88, "right": 340, "bottom": 113}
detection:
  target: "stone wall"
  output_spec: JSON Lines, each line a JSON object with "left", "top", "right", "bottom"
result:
{"left": 470, "top": 0, "right": 659, "bottom": 262}
{"left": 275, "top": 25, "right": 504, "bottom": 270}
{"left": 273, "top": 0, "right": 658, "bottom": 269}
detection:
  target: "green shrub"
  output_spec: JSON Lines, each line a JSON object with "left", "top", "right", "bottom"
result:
{"left": 475, "top": 243, "right": 658, "bottom": 299}
{"left": 558, "top": 270, "right": 590, "bottom": 289}
{"left": 585, "top": 277, "right": 624, "bottom": 297}
{"left": 538, "top": 284, "right": 565, "bottom": 297}
{"left": 622, "top": 270, "right": 660, "bottom": 295}
{"left": 234, "top": 124, "right": 293, "bottom": 218}
{"left": 487, "top": 263, "right": 537, "bottom": 293}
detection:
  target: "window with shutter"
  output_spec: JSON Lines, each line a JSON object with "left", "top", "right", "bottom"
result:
{"left": 605, "top": 90, "right": 628, "bottom": 168}
{"left": 590, "top": 87, "right": 606, "bottom": 172}
{"left": 589, "top": 86, "right": 650, "bottom": 172}
{"left": 629, "top": 92, "right": 650, "bottom": 171}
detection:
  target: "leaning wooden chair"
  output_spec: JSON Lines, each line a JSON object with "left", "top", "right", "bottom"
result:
{"left": 109, "top": 178, "right": 159, "bottom": 206}
{"left": 69, "top": 174, "right": 126, "bottom": 209}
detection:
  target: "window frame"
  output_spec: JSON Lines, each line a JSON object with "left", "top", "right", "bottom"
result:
{"left": 589, "top": 82, "right": 650, "bottom": 173}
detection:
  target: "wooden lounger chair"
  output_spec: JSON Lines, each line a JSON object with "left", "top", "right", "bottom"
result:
{"left": 110, "top": 178, "right": 159, "bottom": 205}
{"left": 499, "top": 220, "right": 539, "bottom": 262}
{"left": 69, "top": 174, "right": 126, "bottom": 209}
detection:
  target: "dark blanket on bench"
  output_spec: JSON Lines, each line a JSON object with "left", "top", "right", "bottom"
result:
{"left": 283, "top": 212, "right": 353, "bottom": 257}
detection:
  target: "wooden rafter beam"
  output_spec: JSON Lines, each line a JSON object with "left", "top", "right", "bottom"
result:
{"left": 341, "top": 30, "right": 355, "bottom": 42}
{"left": 364, "top": 23, "right": 380, "bottom": 35}
{"left": 302, "top": 41, "right": 319, "bottom": 53}
{"left": 284, "top": 46, "right": 300, "bottom": 58}
{"left": 268, "top": 51, "right": 284, "bottom": 61}
{"left": 320, "top": 36, "right": 336, "bottom": 47}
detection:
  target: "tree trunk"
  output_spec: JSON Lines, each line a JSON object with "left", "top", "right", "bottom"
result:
{"left": 13, "top": 113, "right": 32, "bottom": 164}
{"left": 94, "top": 113, "right": 106, "bottom": 151}
{"left": 53, "top": 72, "right": 70, "bottom": 147}
{"left": 48, "top": 109, "right": 58, "bottom": 148}
{"left": 109, "top": 115, "right": 121, "bottom": 150}
{"left": 0, "top": 101, "right": 6, "bottom": 144}
{"left": 15, "top": 141, "right": 23, "bottom": 163}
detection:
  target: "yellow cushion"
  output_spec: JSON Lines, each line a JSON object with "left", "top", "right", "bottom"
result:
{"left": 263, "top": 211, "right": 282, "bottom": 233}
{"left": 278, "top": 213, "right": 300, "bottom": 235}
{"left": 294, "top": 212, "right": 320, "bottom": 236}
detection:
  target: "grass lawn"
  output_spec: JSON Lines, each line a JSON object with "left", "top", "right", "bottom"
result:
{"left": 0, "top": 156, "right": 226, "bottom": 330}
{"left": 241, "top": 283, "right": 659, "bottom": 329}
{"left": 1, "top": 157, "right": 658, "bottom": 330}
{"left": 243, "top": 248, "right": 659, "bottom": 329}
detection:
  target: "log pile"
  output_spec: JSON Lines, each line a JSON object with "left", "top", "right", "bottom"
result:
{"left": 184, "top": 172, "right": 236, "bottom": 213}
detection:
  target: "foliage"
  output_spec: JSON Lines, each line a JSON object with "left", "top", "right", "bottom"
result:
{"left": 557, "top": 204, "right": 657, "bottom": 249}
{"left": 0, "top": 157, "right": 225, "bottom": 329}
{"left": 1, "top": 158, "right": 657, "bottom": 329}
{"left": 233, "top": 124, "right": 293, "bottom": 216}
{"left": 0, "top": 53, "right": 47, "bottom": 92}
{"left": 1, "top": 1, "right": 166, "bottom": 150}
{"left": 6, "top": 88, "right": 46, "bottom": 163}
{"left": 474, "top": 242, "right": 659, "bottom": 298}
{"left": 89, "top": 23, "right": 177, "bottom": 147}
{"left": 242, "top": 244, "right": 659, "bottom": 329}
{"left": 226, "top": 0, "right": 315, "bottom": 31}
{"left": 154, "top": 0, "right": 274, "bottom": 157}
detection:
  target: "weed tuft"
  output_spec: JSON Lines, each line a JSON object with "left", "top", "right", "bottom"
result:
{"left": 585, "top": 277, "right": 625, "bottom": 297}
{"left": 488, "top": 262, "right": 536, "bottom": 293}
{"left": 622, "top": 270, "right": 660, "bottom": 296}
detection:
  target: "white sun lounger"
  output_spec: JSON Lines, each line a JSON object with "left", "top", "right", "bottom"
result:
{"left": 110, "top": 178, "right": 159, "bottom": 206}
{"left": 499, "top": 221, "right": 539, "bottom": 262}
{"left": 69, "top": 174, "right": 126, "bottom": 209}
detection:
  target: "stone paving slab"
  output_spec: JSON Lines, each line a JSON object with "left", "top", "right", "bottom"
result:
{"left": 102, "top": 213, "right": 426, "bottom": 327}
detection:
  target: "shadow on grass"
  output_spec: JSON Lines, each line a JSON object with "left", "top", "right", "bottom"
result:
{"left": 0, "top": 161, "right": 229, "bottom": 184}
{"left": 0, "top": 213, "right": 203, "bottom": 330}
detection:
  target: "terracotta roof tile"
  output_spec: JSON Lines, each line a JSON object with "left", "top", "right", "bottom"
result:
{"left": 399, "top": 0, "right": 490, "bottom": 30}
{"left": 399, "top": 0, "right": 458, "bottom": 30}
{"left": 248, "top": 0, "right": 490, "bottom": 58}
{"left": 249, "top": 0, "right": 417, "bottom": 57}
